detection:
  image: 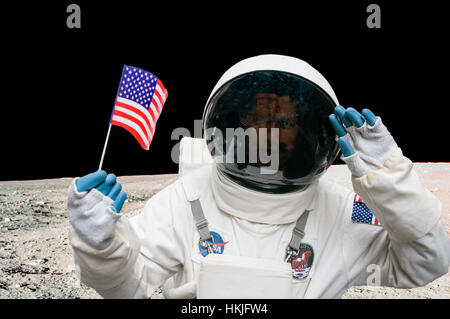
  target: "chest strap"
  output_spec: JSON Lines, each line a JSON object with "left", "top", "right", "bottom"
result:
{"left": 189, "top": 199, "right": 212, "bottom": 244}
{"left": 190, "top": 195, "right": 310, "bottom": 257}
{"left": 288, "top": 210, "right": 310, "bottom": 252}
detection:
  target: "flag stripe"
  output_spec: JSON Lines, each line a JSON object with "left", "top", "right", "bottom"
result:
{"left": 150, "top": 101, "right": 160, "bottom": 118}
{"left": 147, "top": 100, "right": 160, "bottom": 123}
{"left": 113, "top": 109, "right": 152, "bottom": 142}
{"left": 111, "top": 119, "right": 149, "bottom": 150}
{"left": 116, "top": 97, "right": 157, "bottom": 128}
{"left": 156, "top": 83, "right": 166, "bottom": 101}
{"left": 152, "top": 91, "right": 163, "bottom": 114}
{"left": 373, "top": 217, "right": 380, "bottom": 225}
{"left": 156, "top": 79, "right": 167, "bottom": 100}
{"left": 113, "top": 104, "right": 154, "bottom": 135}
{"left": 111, "top": 115, "right": 150, "bottom": 148}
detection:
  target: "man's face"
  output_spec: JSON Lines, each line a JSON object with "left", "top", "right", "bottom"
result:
{"left": 241, "top": 93, "right": 300, "bottom": 168}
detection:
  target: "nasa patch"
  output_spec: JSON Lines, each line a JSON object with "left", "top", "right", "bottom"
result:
{"left": 284, "top": 240, "right": 316, "bottom": 281}
{"left": 198, "top": 231, "right": 229, "bottom": 257}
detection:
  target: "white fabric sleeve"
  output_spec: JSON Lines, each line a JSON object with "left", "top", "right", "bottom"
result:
{"left": 67, "top": 179, "right": 120, "bottom": 250}
{"left": 342, "top": 150, "right": 450, "bottom": 289}
{"left": 69, "top": 182, "right": 186, "bottom": 298}
{"left": 352, "top": 148, "right": 441, "bottom": 243}
{"left": 163, "top": 280, "right": 197, "bottom": 299}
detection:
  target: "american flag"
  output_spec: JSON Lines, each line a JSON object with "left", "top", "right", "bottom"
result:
{"left": 351, "top": 194, "right": 381, "bottom": 226}
{"left": 110, "top": 65, "right": 168, "bottom": 150}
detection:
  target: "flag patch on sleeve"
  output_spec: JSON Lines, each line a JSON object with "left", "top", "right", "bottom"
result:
{"left": 352, "top": 194, "right": 381, "bottom": 226}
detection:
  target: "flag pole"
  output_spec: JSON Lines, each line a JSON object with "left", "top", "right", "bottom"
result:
{"left": 98, "top": 123, "right": 112, "bottom": 171}
{"left": 98, "top": 65, "right": 127, "bottom": 171}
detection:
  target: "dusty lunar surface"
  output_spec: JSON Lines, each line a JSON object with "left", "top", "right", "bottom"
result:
{"left": 0, "top": 164, "right": 449, "bottom": 299}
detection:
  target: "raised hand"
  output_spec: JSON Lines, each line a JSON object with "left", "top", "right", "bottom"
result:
{"left": 328, "top": 106, "right": 398, "bottom": 177}
{"left": 67, "top": 171, "right": 128, "bottom": 250}
{"left": 76, "top": 170, "right": 127, "bottom": 213}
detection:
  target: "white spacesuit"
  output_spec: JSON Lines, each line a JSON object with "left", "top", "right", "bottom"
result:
{"left": 67, "top": 55, "right": 450, "bottom": 299}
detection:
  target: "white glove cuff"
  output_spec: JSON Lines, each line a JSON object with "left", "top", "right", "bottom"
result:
{"left": 67, "top": 178, "right": 121, "bottom": 250}
{"left": 340, "top": 152, "right": 370, "bottom": 177}
{"left": 342, "top": 117, "right": 398, "bottom": 177}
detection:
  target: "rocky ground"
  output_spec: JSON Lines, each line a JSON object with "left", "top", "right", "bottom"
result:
{"left": 0, "top": 164, "right": 449, "bottom": 299}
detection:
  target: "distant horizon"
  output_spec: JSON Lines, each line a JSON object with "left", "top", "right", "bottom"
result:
{"left": 2, "top": 162, "right": 450, "bottom": 183}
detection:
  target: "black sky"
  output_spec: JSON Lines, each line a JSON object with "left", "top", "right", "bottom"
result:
{"left": 1, "top": 1, "right": 448, "bottom": 180}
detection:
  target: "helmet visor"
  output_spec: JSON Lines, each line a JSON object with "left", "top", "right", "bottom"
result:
{"left": 203, "top": 70, "right": 339, "bottom": 192}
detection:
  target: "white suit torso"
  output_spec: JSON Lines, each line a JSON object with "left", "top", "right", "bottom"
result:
{"left": 69, "top": 137, "right": 450, "bottom": 299}
{"left": 155, "top": 162, "right": 355, "bottom": 298}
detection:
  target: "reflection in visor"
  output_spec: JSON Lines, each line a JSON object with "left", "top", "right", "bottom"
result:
{"left": 203, "top": 71, "right": 339, "bottom": 193}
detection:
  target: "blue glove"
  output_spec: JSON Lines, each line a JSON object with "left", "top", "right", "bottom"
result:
{"left": 76, "top": 170, "right": 127, "bottom": 213}
{"left": 67, "top": 171, "right": 128, "bottom": 250}
{"left": 329, "top": 106, "right": 378, "bottom": 157}
{"left": 328, "top": 106, "right": 398, "bottom": 177}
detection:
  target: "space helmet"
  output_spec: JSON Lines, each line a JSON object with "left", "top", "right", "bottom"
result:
{"left": 203, "top": 55, "right": 340, "bottom": 193}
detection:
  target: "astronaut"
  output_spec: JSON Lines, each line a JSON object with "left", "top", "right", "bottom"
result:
{"left": 67, "top": 54, "right": 450, "bottom": 299}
